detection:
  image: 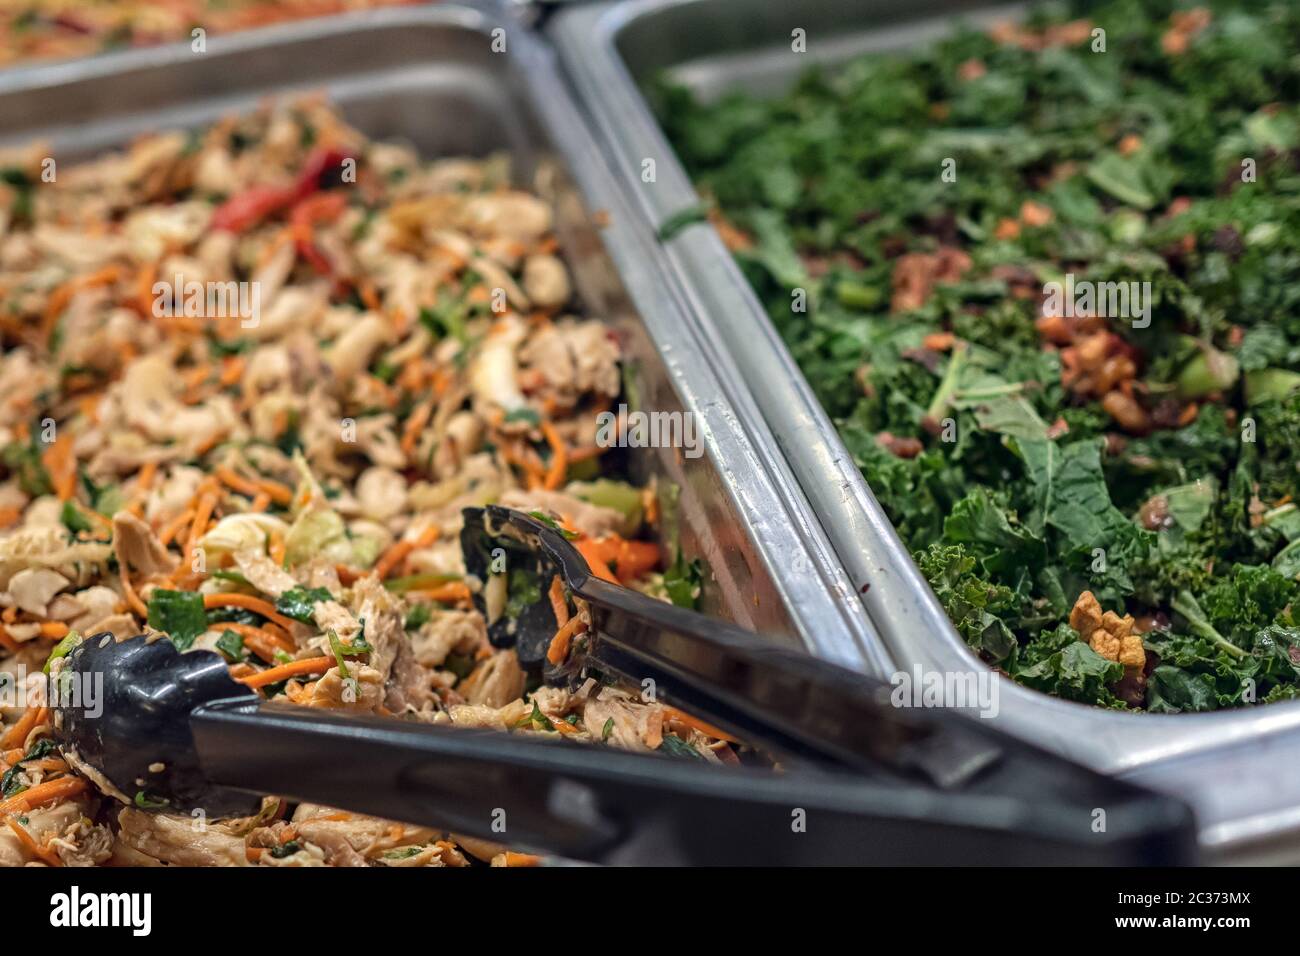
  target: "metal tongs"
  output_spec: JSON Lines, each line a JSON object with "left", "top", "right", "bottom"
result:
{"left": 51, "top": 507, "right": 1197, "bottom": 865}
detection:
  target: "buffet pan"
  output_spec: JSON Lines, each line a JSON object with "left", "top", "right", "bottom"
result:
{"left": 0, "top": 4, "right": 893, "bottom": 673}
{"left": 550, "top": 0, "right": 1300, "bottom": 859}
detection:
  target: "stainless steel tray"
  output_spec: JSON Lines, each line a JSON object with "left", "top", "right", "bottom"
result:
{"left": 551, "top": 0, "right": 1300, "bottom": 859}
{"left": 0, "top": 4, "right": 891, "bottom": 673}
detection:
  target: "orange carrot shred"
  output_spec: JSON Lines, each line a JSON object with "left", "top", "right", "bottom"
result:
{"left": 239, "top": 657, "right": 332, "bottom": 689}
{"left": 0, "top": 773, "right": 85, "bottom": 816}
{"left": 546, "top": 615, "right": 587, "bottom": 666}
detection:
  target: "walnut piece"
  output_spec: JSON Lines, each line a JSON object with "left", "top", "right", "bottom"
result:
{"left": 1069, "top": 590, "right": 1145, "bottom": 670}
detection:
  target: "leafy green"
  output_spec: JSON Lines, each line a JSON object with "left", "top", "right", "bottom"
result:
{"left": 0, "top": 740, "right": 58, "bottom": 797}
{"left": 525, "top": 510, "right": 578, "bottom": 540}
{"left": 404, "top": 604, "right": 433, "bottom": 631}
{"left": 418, "top": 295, "right": 469, "bottom": 344}
{"left": 663, "top": 550, "right": 703, "bottom": 610}
{"left": 134, "top": 790, "right": 170, "bottom": 810}
{"left": 147, "top": 589, "right": 208, "bottom": 651}
{"left": 658, "top": 734, "right": 704, "bottom": 760}
{"left": 1, "top": 435, "right": 51, "bottom": 497}
{"left": 663, "top": 0, "right": 1300, "bottom": 710}
{"left": 43, "top": 630, "right": 82, "bottom": 674}
{"left": 1012, "top": 625, "right": 1125, "bottom": 707}
{"left": 215, "top": 629, "right": 246, "bottom": 663}
{"left": 59, "top": 500, "right": 95, "bottom": 536}
{"left": 915, "top": 544, "right": 1018, "bottom": 663}
{"left": 505, "top": 570, "right": 542, "bottom": 621}
{"left": 274, "top": 586, "right": 332, "bottom": 624}
{"left": 516, "top": 701, "right": 554, "bottom": 732}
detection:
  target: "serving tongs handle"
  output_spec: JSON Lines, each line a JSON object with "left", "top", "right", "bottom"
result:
{"left": 463, "top": 506, "right": 996, "bottom": 782}
{"left": 189, "top": 698, "right": 1195, "bottom": 865}
{"left": 56, "top": 633, "right": 1196, "bottom": 865}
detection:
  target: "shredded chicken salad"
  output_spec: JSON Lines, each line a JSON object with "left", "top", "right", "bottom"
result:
{"left": 0, "top": 0, "right": 416, "bottom": 68}
{"left": 0, "top": 99, "right": 722, "bottom": 867}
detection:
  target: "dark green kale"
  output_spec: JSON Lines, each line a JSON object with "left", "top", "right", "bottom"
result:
{"left": 663, "top": 0, "right": 1300, "bottom": 709}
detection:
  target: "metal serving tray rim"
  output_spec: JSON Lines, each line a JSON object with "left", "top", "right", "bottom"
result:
{"left": 551, "top": 0, "right": 1300, "bottom": 854}
{"left": 0, "top": 2, "right": 891, "bottom": 676}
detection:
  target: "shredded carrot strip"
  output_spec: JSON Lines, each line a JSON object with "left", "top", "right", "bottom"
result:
{"left": 546, "top": 615, "right": 588, "bottom": 666}
{"left": 127, "top": 460, "right": 157, "bottom": 520}
{"left": 500, "top": 852, "right": 542, "bottom": 867}
{"left": 579, "top": 535, "right": 659, "bottom": 584}
{"left": 249, "top": 491, "right": 272, "bottom": 513}
{"left": 217, "top": 621, "right": 295, "bottom": 659}
{"left": 7, "top": 817, "right": 62, "bottom": 866}
{"left": 191, "top": 429, "right": 227, "bottom": 457}
{"left": 405, "top": 582, "right": 471, "bottom": 605}
{"left": 239, "top": 657, "right": 332, "bottom": 688}
{"left": 135, "top": 460, "right": 158, "bottom": 495}
{"left": 119, "top": 563, "right": 149, "bottom": 619}
{"left": 182, "top": 364, "right": 211, "bottom": 402}
{"left": 268, "top": 529, "right": 286, "bottom": 567}
{"left": 499, "top": 440, "right": 547, "bottom": 489}
{"left": 643, "top": 488, "right": 659, "bottom": 527}
{"left": 40, "top": 435, "right": 77, "bottom": 502}
{"left": 255, "top": 478, "right": 293, "bottom": 505}
{"left": 215, "top": 465, "right": 261, "bottom": 498}
{"left": 574, "top": 540, "right": 619, "bottom": 584}
{"left": 203, "top": 593, "right": 298, "bottom": 633}
{"left": 42, "top": 265, "right": 122, "bottom": 344}
{"left": 0, "top": 627, "right": 20, "bottom": 654}
{"left": 1, "top": 706, "right": 46, "bottom": 750}
{"left": 136, "top": 260, "right": 157, "bottom": 318}
{"left": 374, "top": 524, "right": 440, "bottom": 580}
{"left": 540, "top": 419, "right": 568, "bottom": 491}
{"left": 186, "top": 490, "right": 218, "bottom": 560}
{"left": 662, "top": 706, "right": 740, "bottom": 744}
{"left": 0, "top": 773, "right": 84, "bottom": 817}
{"left": 219, "top": 356, "right": 245, "bottom": 388}
{"left": 158, "top": 508, "right": 195, "bottom": 547}
{"left": 358, "top": 279, "right": 381, "bottom": 311}
{"left": 37, "top": 622, "right": 68, "bottom": 640}
{"left": 77, "top": 393, "right": 102, "bottom": 425}
{"left": 400, "top": 399, "right": 434, "bottom": 459}
{"left": 548, "top": 576, "right": 569, "bottom": 628}
{"left": 396, "top": 357, "right": 425, "bottom": 393}
{"left": 215, "top": 467, "right": 290, "bottom": 507}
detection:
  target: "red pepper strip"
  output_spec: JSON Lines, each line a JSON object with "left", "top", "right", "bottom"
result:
{"left": 210, "top": 185, "right": 296, "bottom": 233}
{"left": 52, "top": 14, "right": 94, "bottom": 34}
{"left": 288, "top": 191, "right": 349, "bottom": 275}
{"left": 289, "top": 147, "right": 348, "bottom": 201}
{"left": 210, "top": 148, "right": 348, "bottom": 234}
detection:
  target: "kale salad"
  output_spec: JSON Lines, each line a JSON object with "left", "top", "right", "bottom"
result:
{"left": 659, "top": 0, "right": 1300, "bottom": 710}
